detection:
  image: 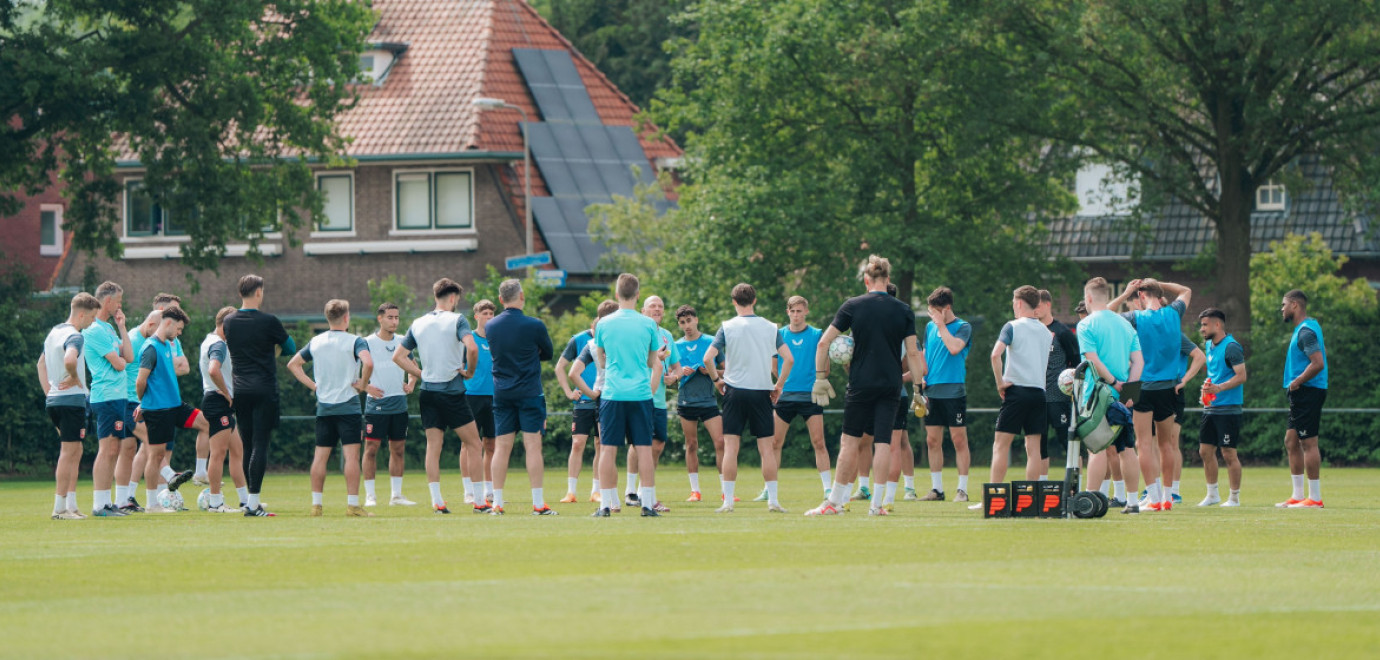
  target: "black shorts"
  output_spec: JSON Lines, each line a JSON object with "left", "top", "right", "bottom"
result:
{"left": 48, "top": 405, "right": 87, "bottom": 443}
{"left": 722, "top": 386, "right": 774, "bottom": 438}
{"left": 571, "top": 407, "right": 599, "bottom": 436}
{"left": 1133, "top": 387, "right": 1178, "bottom": 422}
{"left": 1045, "top": 401, "right": 1071, "bottom": 457}
{"left": 868, "top": 401, "right": 908, "bottom": 442}
{"left": 1174, "top": 389, "right": 1187, "bottom": 425}
{"left": 924, "top": 396, "right": 966, "bottom": 428}
{"left": 419, "top": 390, "right": 474, "bottom": 431}
{"left": 1200, "top": 413, "right": 1242, "bottom": 449}
{"left": 365, "top": 412, "right": 408, "bottom": 442}
{"left": 144, "top": 404, "right": 200, "bottom": 446}
{"left": 995, "top": 386, "right": 1046, "bottom": 436}
{"left": 677, "top": 405, "right": 720, "bottom": 423}
{"left": 202, "top": 392, "right": 236, "bottom": 436}
{"left": 651, "top": 407, "right": 669, "bottom": 442}
{"left": 841, "top": 387, "right": 899, "bottom": 439}
{"left": 316, "top": 414, "right": 363, "bottom": 448}
{"left": 467, "top": 394, "right": 495, "bottom": 438}
{"left": 1287, "top": 386, "right": 1327, "bottom": 440}
{"left": 774, "top": 399, "right": 822, "bottom": 424}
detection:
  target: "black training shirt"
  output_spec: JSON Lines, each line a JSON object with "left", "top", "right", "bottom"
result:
{"left": 831, "top": 291, "right": 915, "bottom": 392}
{"left": 223, "top": 309, "right": 292, "bottom": 396}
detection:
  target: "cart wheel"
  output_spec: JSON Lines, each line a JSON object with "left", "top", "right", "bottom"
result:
{"left": 1091, "top": 491, "right": 1110, "bottom": 517}
{"left": 1070, "top": 491, "right": 1100, "bottom": 518}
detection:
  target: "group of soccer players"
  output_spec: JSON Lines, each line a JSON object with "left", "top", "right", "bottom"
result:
{"left": 39, "top": 260, "right": 1331, "bottom": 519}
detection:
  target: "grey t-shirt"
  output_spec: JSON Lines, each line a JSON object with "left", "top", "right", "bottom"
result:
{"left": 576, "top": 343, "right": 606, "bottom": 406}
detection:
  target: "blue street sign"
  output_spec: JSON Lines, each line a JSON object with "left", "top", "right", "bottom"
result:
{"left": 504, "top": 251, "right": 553, "bottom": 270}
{"left": 534, "top": 269, "right": 567, "bottom": 287}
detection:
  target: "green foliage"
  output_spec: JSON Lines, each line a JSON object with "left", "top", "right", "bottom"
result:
{"left": 1248, "top": 233, "right": 1378, "bottom": 337}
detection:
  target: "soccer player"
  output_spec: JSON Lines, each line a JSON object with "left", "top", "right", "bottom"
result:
{"left": 461, "top": 299, "right": 497, "bottom": 505}
{"left": 120, "top": 293, "right": 196, "bottom": 509}
{"left": 1278, "top": 289, "right": 1328, "bottom": 508}
{"left": 590, "top": 273, "right": 663, "bottom": 518}
{"left": 970, "top": 286, "right": 1052, "bottom": 510}
{"left": 134, "top": 305, "right": 198, "bottom": 513}
{"left": 569, "top": 301, "right": 622, "bottom": 509}
{"left": 82, "top": 282, "right": 134, "bottom": 517}
{"left": 1076, "top": 277, "right": 1144, "bottom": 514}
{"left": 363, "top": 303, "right": 417, "bottom": 507}
{"left": 199, "top": 306, "right": 250, "bottom": 512}
{"left": 39, "top": 293, "right": 100, "bottom": 519}
{"left": 223, "top": 275, "right": 296, "bottom": 517}
{"left": 288, "top": 299, "right": 374, "bottom": 517}
{"left": 921, "top": 286, "right": 974, "bottom": 502}
{"left": 1110, "top": 278, "right": 1191, "bottom": 511}
{"left": 768, "top": 296, "right": 832, "bottom": 499}
{"left": 1036, "top": 289, "right": 1080, "bottom": 480}
{"left": 1163, "top": 333, "right": 1205, "bottom": 504}
{"left": 557, "top": 301, "right": 615, "bottom": 503}
{"left": 807, "top": 256, "right": 925, "bottom": 516}
{"left": 1197, "top": 308, "right": 1246, "bottom": 507}
{"left": 673, "top": 305, "right": 725, "bottom": 502}
{"left": 393, "top": 278, "right": 484, "bottom": 514}
{"left": 631, "top": 295, "right": 680, "bottom": 512}
{"left": 702, "top": 283, "right": 793, "bottom": 513}
{"left": 485, "top": 280, "right": 557, "bottom": 516}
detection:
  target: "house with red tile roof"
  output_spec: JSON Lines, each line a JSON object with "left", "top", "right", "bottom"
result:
{"left": 55, "top": 0, "right": 680, "bottom": 317}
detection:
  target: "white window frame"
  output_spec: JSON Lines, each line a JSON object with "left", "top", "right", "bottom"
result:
{"left": 39, "top": 204, "right": 64, "bottom": 256}
{"left": 388, "top": 167, "right": 476, "bottom": 237}
{"left": 122, "top": 178, "right": 194, "bottom": 241}
{"left": 1256, "top": 178, "right": 1286, "bottom": 211}
{"left": 312, "top": 171, "right": 356, "bottom": 237}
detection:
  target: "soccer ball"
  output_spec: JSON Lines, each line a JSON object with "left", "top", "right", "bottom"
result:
{"left": 1058, "top": 368, "right": 1077, "bottom": 396}
{"left": 157, "top": 488, "right": 186, "bottom": 511}
{"left": 828, "top": 335, "right": 854, "bottom": 365}
{"left": 196, "top": 488, "right": 211, "bottom": 511}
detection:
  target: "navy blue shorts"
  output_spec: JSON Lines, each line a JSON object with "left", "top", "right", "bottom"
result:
{"left": 599, "top": 399, "right": 654, "bottom": 447}
{"left": 651, "top": 407, "right": 669, "bottom": 442}
{"left": 494, "top": 395, "right": 547, "bottom": 436}
{"left": 91, "top": 399, "right": 128, "bottom": 440}
{"left": 124, "top": 401, "right": 142, "bottom": 436}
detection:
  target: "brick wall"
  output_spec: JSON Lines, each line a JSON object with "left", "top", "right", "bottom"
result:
{"left": 0, "top": 173, "right": 68, "bottom": 289}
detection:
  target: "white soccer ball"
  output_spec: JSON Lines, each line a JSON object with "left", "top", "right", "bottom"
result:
{"left": 196, "top": 488, "right": 211, "bottom": 511}
{"left": 157, "top": 488, "right": 185, "bottom": 511}
{"left": 828, "top": 335, "right": 854, "bottom": 365}
{"left": 1058, "top": 368, "right": 1077, "bottom": 396}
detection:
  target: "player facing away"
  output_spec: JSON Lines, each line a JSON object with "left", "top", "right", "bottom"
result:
{"left": 769, "top": 296, "right": 833, "bottom": 499}
{"left": 1150, "top": 332, "right": 1205, "bottom": 505}
{"left": 702, "top": 283, "right": 793, "bottom": 513}
{"left": 921, "top": 286, "right": 974, "bottom": 502}
{"left": 83, "top": 282, "right": 134, "bottom": 517}
{"left": 393, "top": 278, "right": 484, "bottom": 514}
{"left": 1196, "top": 308, "right": 1246, "bottom": 507}
{"left": 590, "top": 273, "right": 664, "bottom": 518}
{"left": 224, "top": 275, "right": 296, "bottom": 517}
{"left": 673, "top": 305, "right": 726, "bottom": 502}
{"left": 134, "top": 305, "right": 199, "bottom": 513}
{"left": 1036, "top": 289, "right": 1080, "bottom": 481}
{"left": 807, "top": 256, "right": 925, "bottom": 516}
{"left": 971, "top": 286, "right": 1053, "bottom": 510}
{"left": 1278, "top": 289, "right": 1328, "bottom": 508}
{"left": 569, "top": 301, "right": 621, "bottom": 508}
{"left": 39, "top": 293, "right": 100, "bottom": 519}
{"left": 362, "top": 303, "right": 418, "bottom": 507}
{"left": 559, "top": 300, "right": 617, "bottom": 503}
{"left": 633, "top": 295, "right": 680, "bottom": 512}
{"left": 288, "top": 300, "right": 375, "bottom": 516}
{"left": 484, "top": 279, "right": 556, "bottom": 516}
{"left": 1076, "top": 277, "right": 1145, "bottom": 514}
{"left": 199, "top": 306, "right": 250, "bottom": 512}
{"left": 461, "top": 299, "right": 497, "bottom": 505}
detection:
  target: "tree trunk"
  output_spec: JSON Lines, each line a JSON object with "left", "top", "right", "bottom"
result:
{"left": 1216, "top": 163, "right": 1254, "bottom": 348}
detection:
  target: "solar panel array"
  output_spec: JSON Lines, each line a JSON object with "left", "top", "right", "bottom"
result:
{"left": 513, "top": 48, "right": 670, "bottom": 274}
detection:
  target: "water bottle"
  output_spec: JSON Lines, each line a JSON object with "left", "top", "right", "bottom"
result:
{"left": 1200, "top": 378, "right": 1215, "bottom": 407}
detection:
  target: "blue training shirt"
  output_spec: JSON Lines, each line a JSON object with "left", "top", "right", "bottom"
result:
{"left": 1076, "top": 310, "right": 1141, "bottom": 383}
{"left": 138, "top": 335, "right": 182, "bottom": 411}
{"left": 924, "top": 318, "right": 972, "bottom": 399}
{"left": 777, "top": 325, "right": 822, "bottom": 402}
{"left": 594, "top": 309, "right": 659, "bottom": 402}
{"left": 1284, "top": 319, "right": 1328, "bottom": 389}
{"left": 1133, "top": 299, "right": 1187, "bottom": 387}
{"left": 466, "top": 333, "right": 494, "bottom": 396}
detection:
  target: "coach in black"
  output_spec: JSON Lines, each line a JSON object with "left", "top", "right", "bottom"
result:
{"left": 223, "top": 274, "right": 294, "bottom": 517}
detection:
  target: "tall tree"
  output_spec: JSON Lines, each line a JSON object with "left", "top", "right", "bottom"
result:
{"left": 0, "top": 0, "right": 375, "bottom": 275}
{"left": 984, "top": 0, "right": 1380, "bottom": 339}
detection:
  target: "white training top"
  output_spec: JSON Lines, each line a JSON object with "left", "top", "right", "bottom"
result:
{"left": 43, "top": 323, "right": 88, "bottom": 406}
{"left": 715, "top": 315, "right": 782, "bottom": 391}
{"left": 402, "top": 310, "right": 472, "bottom": 391}
{"left": 1000, "top": 317, "right": 1053, "bottom": 390}
{"left": 301, "top": 330, "right": 368, "bottom": 407}
{"left": 199, "top": 332, "right": 234, "bottom": 397}
{"left": 365, "top": 333, "right": 407, "bottom": 400}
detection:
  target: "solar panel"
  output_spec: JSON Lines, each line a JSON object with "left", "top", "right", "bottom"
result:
{"left": 513, "top": 49, "right": 601, "bottom": 125}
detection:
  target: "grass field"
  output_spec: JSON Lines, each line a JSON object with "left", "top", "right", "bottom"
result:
{"left": 3, "top": 466, "right": 1379, "bottom": 659}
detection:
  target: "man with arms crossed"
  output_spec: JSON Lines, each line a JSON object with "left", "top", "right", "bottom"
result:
{"left": 199, "top": 306, "right": 250, "bottom": 512}
{"left": 39, "top": 293, "right": 100, "bottom": 519}
{"left": 1278, "top": 290, "right": 1328, "bottom": 508}
{"left": 83, "top": 282, "right": 134, "bottom": 517}
{"left": 224, "top": 275, "right": 295, "bottom": 517}
{"left": 921, "top": 287, "right": 973, "bottom": 502}
{"left": 462, "top": 300, "right": 497, "bottom": 505}
{"left": 484, "top": 280, "right": 556, "bottom": 516}
{"left": 807, "top": 256, "right": 925, "bottom": 516}
{"left": 394, "top": 278, "right": 484, "bottom": 514}
{"left": 362, "top": 303, "right": 417, "bottom": 507}
{"left": 673, "top": 305, "right": 725, "bottom": 502}
{"left": 1076, "top": 277, "right": 1145, "bottom": 514}
{"left": 1196, "top": 308, "right": 1246, "bottom": 507}
{"left": 134, "top": 305, "right": 198, "bottom": 512}
{"left": 768, "top": 296, "right": 832, "bottom": 499}
{"left": 703, "top": 283, "right": 793, "bottom": 513}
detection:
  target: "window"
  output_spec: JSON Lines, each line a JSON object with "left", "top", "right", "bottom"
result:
{"left": 1075, "top": 163, "right": 1138, "bottom": 216}
{"left": 39, "top": 205, "right": 62, "bottom": 256}
{"left": 124, "top": 181, "right": 188, "bottom": 238}
{"left": 1257, "top": 178, "right": 1286, "bottom": 211}
{"left": 317, "top": 174, "right": 353, "bottom": 232}
{"left": 393, "top": 170, "right": 473, "bottom": 231}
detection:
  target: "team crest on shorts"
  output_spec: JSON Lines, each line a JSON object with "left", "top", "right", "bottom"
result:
{"left": 114, "top": 421, "right": 123, "bottom": 431}
{"left": 79, "top": 428, "right": 86, "bottom": 439}
{"left": 221, "top": 416, "right": 230, "bottom": 427}
{"left": 366, "top": 424, "right": 374, "bottom": 434}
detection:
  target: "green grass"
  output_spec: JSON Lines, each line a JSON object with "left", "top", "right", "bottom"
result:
{"left": 3, "top": 466, "right": 1379, "bottom": 659}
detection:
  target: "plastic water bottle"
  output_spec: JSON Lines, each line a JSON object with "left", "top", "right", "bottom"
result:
{"left": 1200, "top": 379, "right": 1216, "bottom": 407}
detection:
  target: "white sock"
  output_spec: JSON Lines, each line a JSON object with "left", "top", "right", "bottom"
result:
{"left": 1113, "top": 481, "right": 1127, "bottom": 500}
{"left": 1038, "top": 475, "right": 1049, "bottom": 481}
{"left": 871, "top": 484, "right": 886, "bottom": 508}
{"left": 1207, "top": 482, "right": 1220, "bottom": 497}
{"left": 930, "top": 471, "right": 943, "bottom": 492}
{"left": 483, "top": 481, "right": 493, "bottom": 498}
{"left": 766, "top": 481, "right": 779, "bottom": 506}
{"left": 532, "top": 488, "right": 545, "bottom": 508}
{"left": 391, "top": 476, "right": 403, "bottom": 497}
{"left": 1099, "top": 480, "right": 1111, "bottom": 496}
{"left": 566, "top": 478, "right": 578, "bottom": 494}
{"left": 195, "top": 458, "right": 208, "bottom": 477}
{"left": 1147, "top": 482, "right": 1162, "bottom": 504}
{"left": 66, "top": 492, "right": 77, "bottom": 511}
{"left": 903, "top": 475, "right": 915, "bottom": 490}
{"left": 1308, "top": 479, "right": 1321, "bottom": 501}
{"left": 364, "top": 480, "right": 376, "bottom": 500}
{"left": 722, "top": 481, "right": 736, "bottom": 504}
{"left": 626, "top": 465, "right": 637, "bottom": 493}
{"left": 858, "top": 476, "right": 870, "bottom": 490}
{"left": 639, "top": 486, "right": 655, "bottom": 509}
{"left": 1171, "top": 480, "right": 1181, "bottom": 496}
{"left": 145, "top": 489, "right": 158, "bottom": 506}
{"left": 347, "top": 494, "right": 359, "bottom": 506}
{"left": 462, "top": 477, "right": 474, "bottom": 498}
{"left": 492, "top": 489, "right": 505, "bottom": 508}
{"left": 312, "top": 491, "right": 323, "bottom": 506}
{"left": 115, "top": 485, "right": 127, "bottom": 504}
{"left": 957, "top": 475, "right": 969, "bottom": 492}
{"left": 159, "top": 465, "right": 176, "bottom": 482}
{"left": 428, "top": 481, "right": 443, "bottom": 506}
{"left": 820, "top": 470, "right": 832, "bottom": 492}
{"left": 54, "top": 494, "right": 66, "bottom": 514}
{"left": 884, "top": 481, "right": 898, "bottom": 505}
{"left": 236, "top": 487, "right": 249, "bottom": 505}
{"left": 829, "top": 482, "right": 848, "bottom": 506}
{"left": 1228, "top": 489, "right": 1240, "bottom": 502}
{"left": 210, "top": 492, "right": 224, "bottom": 507}
{"left": 1291, "top": 474, "right": 1305, "bottom": 499}
{"left": 601, "top": 488, "right": 616, "bottom": 509}
{"left": 689, "top": 472, "right": 701, "bottom": 492}
{"left": 247, "top": 493, "right": 260, "bottom": 509}
{"left": 591, "top": 479, "right": 601, "bottom": 495}
{"left": 127, "top": 481, "right": 139, "bottom": 499}
{"left": 93, "top": 489, "right": 110, "bottom": 511}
